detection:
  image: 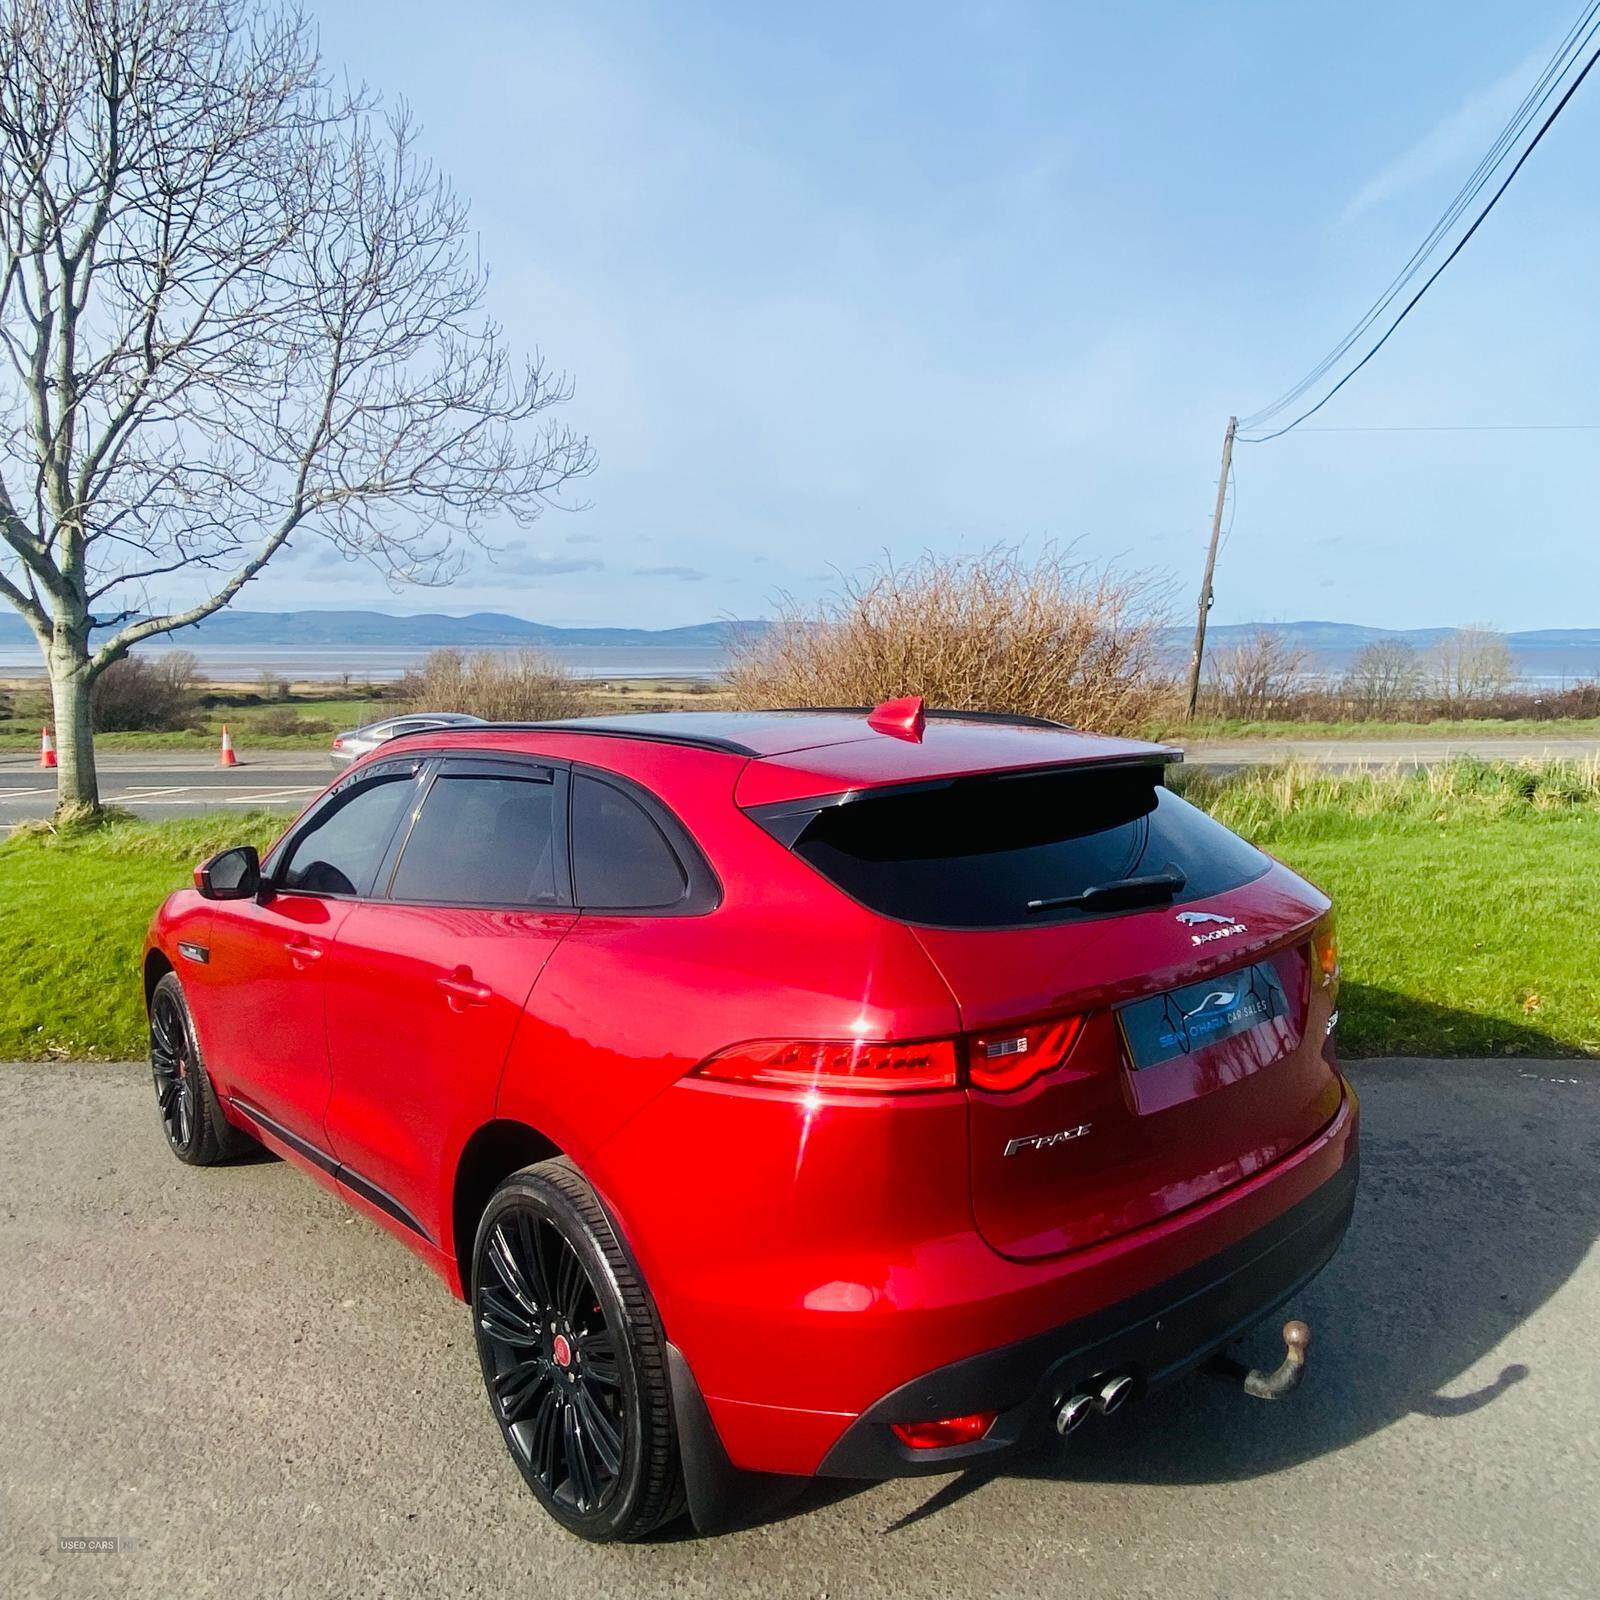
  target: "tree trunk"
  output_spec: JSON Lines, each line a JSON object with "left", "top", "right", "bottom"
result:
{"left": 47, "top": 646, "right": 100, "bottom": 815}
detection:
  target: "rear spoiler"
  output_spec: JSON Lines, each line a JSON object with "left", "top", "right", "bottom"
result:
{"left": 743, "top": 750, "right": 1181, "bottom": 848}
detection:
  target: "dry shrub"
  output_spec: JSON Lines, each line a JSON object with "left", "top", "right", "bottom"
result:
{"left": 728, "top": 546, "right": 1170, "bottom": 735}
{"left": 398, "top": 647, "right": 592, "bottom": 722}
{"left": 92, "top": 650, "right": 200, "bottom": 731}
{"left": 1480, "top": 680, "right": 1600, "bottom": 720}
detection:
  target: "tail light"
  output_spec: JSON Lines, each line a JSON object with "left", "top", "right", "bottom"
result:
{"left": 693, "top": 1015, "right": 1089, "bottom": 1097}
{"left": 968, "top": 1014, "right": 1086, "bottom": 1093}
{"left": 691, "top": 1037, "right": 959, "bottom": 1094}
{"left": 1311, "top": 922, "right": 1339, "bottom": 989}
{"left": 331, "top": 736, "right": 345, "bottom": 750}
{"left": 891, "top": 1410, "right": 997, "bottom": 1449}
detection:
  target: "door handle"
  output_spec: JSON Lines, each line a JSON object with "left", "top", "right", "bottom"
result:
{"left": 437, "top": 968, "right": 491, "bottom": 1010}
{"left": 285, "top": 937, "right": 324, "bottom": 968}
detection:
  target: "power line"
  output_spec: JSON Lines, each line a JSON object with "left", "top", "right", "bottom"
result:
{"left": 1241, "top": 34, "right": 1600, "bottom": 443}
{"left": 1239, "top": 0, "right": 1600, "bottom": 432}
{"left": 1240, "top": 2, "right": 1600, "bottom": 432}
{"left": 1237, "top": 5, "right": 1600, "bottom": 442}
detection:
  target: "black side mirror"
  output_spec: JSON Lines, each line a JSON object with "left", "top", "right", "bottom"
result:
{"left": 195, "top": 845, "right": 261, "bottom": 900}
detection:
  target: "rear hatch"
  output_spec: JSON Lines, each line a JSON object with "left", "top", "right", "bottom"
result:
{"left": 748, "top": 760, "right": 1341, "bottom": 1260}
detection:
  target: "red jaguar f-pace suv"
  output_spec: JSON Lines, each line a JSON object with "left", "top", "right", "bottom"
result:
{"left": 143, "top": 701, "right": 1356, "bottom": 1541}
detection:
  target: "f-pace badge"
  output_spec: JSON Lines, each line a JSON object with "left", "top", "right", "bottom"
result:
{"left": 1175, "top": 909, "right": 1248, "bottom": 946}
{"left": 1004, "top": 1123, "right": 1091, "bottom": 1157}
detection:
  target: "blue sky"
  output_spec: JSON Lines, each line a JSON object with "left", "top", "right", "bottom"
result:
{"left": 257, "top": 0, "right": 1600, "bottom": 628}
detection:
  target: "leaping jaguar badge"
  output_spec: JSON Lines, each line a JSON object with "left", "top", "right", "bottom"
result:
{"left": 1175, "top": 909, "right": 1248, "bottom": 945}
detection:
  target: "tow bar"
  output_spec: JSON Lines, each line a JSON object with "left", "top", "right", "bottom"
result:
{"left": 1207, "top": 1319, "right": 1311, "bottom": 1400}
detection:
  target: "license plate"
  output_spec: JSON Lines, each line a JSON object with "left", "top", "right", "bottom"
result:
{"left": 1118, "top": 960, "right": 1289, "bottom": 1070}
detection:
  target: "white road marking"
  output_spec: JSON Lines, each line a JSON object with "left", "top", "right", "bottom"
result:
{"left": 0, "top": 779, "right": 320, "bottom": 810}
{"left": 93, "top": 787, "right": 321, "bottom": 805}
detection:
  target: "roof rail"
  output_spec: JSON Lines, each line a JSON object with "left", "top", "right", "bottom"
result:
{"left": 462, "top": 720, "right": 760, "bottom": 757}
{"left": 771, "top": 705, "right": 1073, "bottom": 732}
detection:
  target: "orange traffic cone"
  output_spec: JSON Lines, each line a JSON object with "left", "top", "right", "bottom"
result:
{"left": 219, "top": 724, "right": 238, "bottom": 767}
{"left": 39, "top": 725, "right": 56, "bottom": 769}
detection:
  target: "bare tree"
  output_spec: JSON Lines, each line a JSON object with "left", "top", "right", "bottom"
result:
{"left": 1206, "top": 628, "right": 1308, "bottom": 720}
{"left": 1341, "top": 638, "right": 1423, "bottom": 718}
{"left": 0, "top": 0, "right": 593, "bottom": 813}
{"left": 1427, "top": 626, "right": 1517, "bottom": 712}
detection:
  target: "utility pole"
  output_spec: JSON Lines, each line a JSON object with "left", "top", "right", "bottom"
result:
{"left": 1184, "top": 415, "right": 1237, "bottom": 721}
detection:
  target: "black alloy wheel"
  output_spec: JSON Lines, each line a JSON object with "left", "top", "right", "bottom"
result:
{"left": 150, "top": 985, "right": 197, "bottom": 1150}
{"left": 472, "top": 1159, "right": 682, "bottom": 1541}
{"left": 147, "top": 971, "right": 252, "bottom": 1165}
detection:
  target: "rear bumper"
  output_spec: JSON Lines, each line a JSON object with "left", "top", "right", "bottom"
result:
{"left": 816, "top": 1150, "right": 1357, "bottom": 1477}
{"left": 655, "top": 1077, "right": 1358, "bottom": 1481}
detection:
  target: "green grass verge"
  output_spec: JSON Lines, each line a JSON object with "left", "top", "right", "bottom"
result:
{"left": 0, "top": 811, "right": 286, "bottom": 1060}
{"left": 1171, "top": 760, "right": 1600, "bottom": 1056}
{"left": 1155, "top": 715, "right": 1600, "bottom": 743}
{"left": 2, "top": 759, "right": 1597, "bottom": 1061}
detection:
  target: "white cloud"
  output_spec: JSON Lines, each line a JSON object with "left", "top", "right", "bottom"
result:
{"left": 634, "top": 564, "right": 707, "bottom": 581}
{"left": 480, "top": 550, "right": 605, "bottom": 578}
{"left": 1340, "top": 50, "right": 1544, "bottom": 225}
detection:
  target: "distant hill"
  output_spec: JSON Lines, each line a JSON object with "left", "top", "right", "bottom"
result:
{"left": 0, "top": 609, "right": 767, "bottom": 649}
{"left": 5, "top": 608, "right": 1600, "bottom": 662}
{"left": 1159, "top": 621, "right": 1600, "bottom": 652}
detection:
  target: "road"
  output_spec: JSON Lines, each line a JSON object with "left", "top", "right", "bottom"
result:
{"left": 0, "top": 749, "right": 330, "bottom": 824}
{"left": 1, "top": 1056, "right": 1595, "bottom": 1599}
{"left": 5, "top": 735, "right": 1600, "bottom": 823}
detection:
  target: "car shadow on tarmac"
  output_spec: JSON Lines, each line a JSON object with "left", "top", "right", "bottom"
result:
{"left": 790, "top": 1015, "right": 1600, "bottom": 1535}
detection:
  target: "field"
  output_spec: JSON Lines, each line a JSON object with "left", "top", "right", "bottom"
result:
{"left": 0, "top": 676, "right": 732, "bottom": 751}
{"left": 10, "top": 662, "right": 1600, "bottom": 753}
{"left": 0, "top": 689, "right": 391, "bottom": 750}
{"left": 1172, "top": 760, "right": 1600, "bottom": 1056}
{"left": 2, "top": 759, "right": 1597, "bottom": 1062}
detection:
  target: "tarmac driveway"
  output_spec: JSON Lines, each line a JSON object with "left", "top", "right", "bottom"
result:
{"left": 1, "top": 1056, "right": 1595, "bottom": 1599}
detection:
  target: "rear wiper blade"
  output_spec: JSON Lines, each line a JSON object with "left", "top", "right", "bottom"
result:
{"left": 1027, "top": 866, "right": 1187, "bottom": 915}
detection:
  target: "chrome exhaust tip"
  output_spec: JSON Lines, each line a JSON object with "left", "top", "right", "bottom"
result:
{"left": 1095, "top": 1373, "right": 1135, "bottom": 1415}
{"left": 1054, "top": 1392, "right": 1094, "bottom": 1436}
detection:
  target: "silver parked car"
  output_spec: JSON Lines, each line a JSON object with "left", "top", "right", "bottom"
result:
{"left": 330, "top": 711, "right": 484, "bottom": 765}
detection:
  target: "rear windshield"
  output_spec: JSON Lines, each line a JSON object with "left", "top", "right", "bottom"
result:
{"left": 754, "top": 767, "right": 1269, "bottom": 929}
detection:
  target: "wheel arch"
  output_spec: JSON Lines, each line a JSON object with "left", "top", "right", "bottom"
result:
{"left": 143, "top": 948, "right": 174, "bottom": 1009}
{"left": 449, "top": 1118, "right": 565, "bottom": 1294}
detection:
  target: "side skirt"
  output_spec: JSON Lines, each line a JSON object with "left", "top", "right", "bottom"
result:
{"left": 226, "top": 1095, "right": 433, "bottom": 1245}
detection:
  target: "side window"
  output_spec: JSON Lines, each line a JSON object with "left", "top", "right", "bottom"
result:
{"left": 280, "top": 775, "right": 416, "bottom": 897}
{"left": 389, "top": 773, "right": 561, "bottom": 905}
{"left": 571, "top": 773, "right": 688, "bottom": 910}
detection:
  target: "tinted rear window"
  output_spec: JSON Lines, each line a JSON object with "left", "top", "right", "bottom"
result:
{"left": 389, "top": 773, "right": 560, "bottom": 906}
{"left": 759, "top": 768, "right": 1269, "bottom": 928}
{"left": 571, "top": 773, "right": 689, "bottom": 909}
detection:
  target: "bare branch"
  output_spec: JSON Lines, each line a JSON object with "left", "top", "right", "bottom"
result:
{"left": 0, "top": 0, "right": 594, "bottom": 803}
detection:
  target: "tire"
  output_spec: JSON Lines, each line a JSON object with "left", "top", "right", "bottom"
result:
{"left": 148, "top": 971, "right": 254, "bottom": 1166}
{"left": 471, "top": 1158, "right": 684, "bottom": 1541}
